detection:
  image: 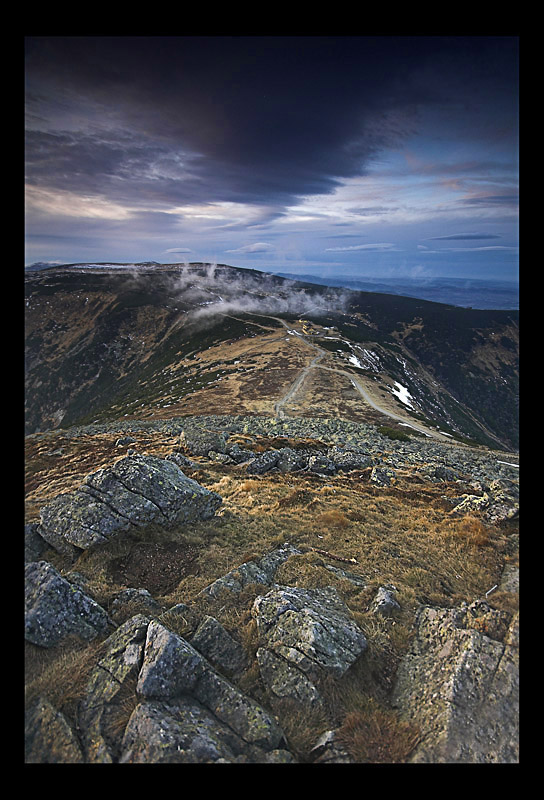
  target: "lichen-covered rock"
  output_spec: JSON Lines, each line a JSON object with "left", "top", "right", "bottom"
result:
{"left": 78, "top": 614, "right": 150, "bottom": 763}
{"left": 256, "top": 647, "right": 323, "bottom": 706}
{"left": 500, "top": 562, "right": 519, "bottom": 594}
{"left": 370, "top": 466, "right": 395, "bottom": 486}
{"left": 246, "top": 450, "right": 280, "bottom": 474}
{"left": 200, "top": 542, "right": 302, "bottom": 598}
{"left": 327, "top": 447, "right": 372, "bottom": 472}
{"left": 110, "top": 588, "right": 164, "bottom": 623}
{"left": 307, "top": 453, "right": 336, "bottom": 475}
{"left": 25, "top": 560, "right": 112, "bottom": 647}
{"left": 252, "top": 585, "right": 367, "bottom": 705}
{"left": 24, "top": 523, "right": 48, "bottom": 564}
{"left": 137, "top": 621, "right": 206, "bottom": 698}
{"left": 37, "top": 455, "right": 222, "bottom": 551}
{"left": 391, "top": 603, "right": 519, "bottom": 763}
{"left": 179, "top": 427, "right": 228, "bottom": 456}
{"left": 190, "top": 615, "right": 247, "bottom": 675}
{"left": 120, "top": 699, "right": 246, "bottom": 763}
{"left": 371, "top": 585, "right": 401, "bottom": 617}
{"left": 25, "top": 697, "right": 84, "bottom": 763}
{"left": 93, "top": 616, "right": 287, "bottom": 763}
{"left": 193, "top": 668, "right": 284, "bottom": 751}
{"left": 276, "top": 447, "right": 306, "bottom": 472}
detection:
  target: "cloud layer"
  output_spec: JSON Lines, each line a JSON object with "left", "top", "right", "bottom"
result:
{"left": 25, "top": 36, "right": 519, "bottom": 279}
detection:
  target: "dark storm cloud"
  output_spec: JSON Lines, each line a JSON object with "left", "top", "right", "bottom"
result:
{"left": 25, "top": 36, "right": 518, "bottom": 212}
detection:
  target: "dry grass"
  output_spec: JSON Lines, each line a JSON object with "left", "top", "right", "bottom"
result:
{"left": 101, "top": 676, "right": 139, "bottom": 744}
{"left": 25, "top": 636, "right": 107, "bottom": 722}
{"left": 25, "top": 447, "right": 517, "bottom": 763}
{"left": 315, "top": 509, "right": 351, "bottom": 529}
{"left": 335, "top": 703, "right": 420, "bottom": 763}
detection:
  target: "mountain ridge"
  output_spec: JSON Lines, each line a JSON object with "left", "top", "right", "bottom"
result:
{"left": 25, "top": 262, "right": 519, "bottom": 450}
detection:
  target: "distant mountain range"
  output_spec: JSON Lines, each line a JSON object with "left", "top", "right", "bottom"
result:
{"left": 274, "top": 272, "right": 519, "bottom": 310}
{"left": 25, "top": 262, "right": 519, "bottom": 450}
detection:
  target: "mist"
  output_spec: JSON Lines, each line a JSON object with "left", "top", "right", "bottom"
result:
{"left": 169, "top": 263, "right": 353, "bottom": 328}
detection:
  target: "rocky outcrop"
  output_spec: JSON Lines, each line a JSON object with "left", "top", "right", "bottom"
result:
{"left": 25, "top": 561, "right": 113, "bottom": 647}
{"left": 391, "top": 601, "right": 519, "bottom": 763}
{"left": 200, "top": 542, "right": 302, "bottom": 598}
{"left": 35, "top": 454, "right": 222, "bottom": 552}
{"left": 190, "top": 615, "right": 247, "bottom": 675}
{"left": 77, "top": 615, "right": 292, "bottom": 764}
{"left": 25, "top": 697, "right": 84, "bottom": 763}
{"left": 252, "top": 585, "right": 367, "bottom": 707}
{"left": 24, "top": 530, "right": 519, "bottom": 763}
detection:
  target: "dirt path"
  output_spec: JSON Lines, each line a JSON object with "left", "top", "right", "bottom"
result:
{"left": 265, "top": 316, "right": 453, "bottom": 441}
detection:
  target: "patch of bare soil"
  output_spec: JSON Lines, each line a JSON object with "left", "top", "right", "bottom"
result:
{"left": 108, "top": 540, "right": 201, "bottom": 596}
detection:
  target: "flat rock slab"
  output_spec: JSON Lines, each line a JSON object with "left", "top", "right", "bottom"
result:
{"left": 37, "top": 454, "right": 222, "bottom": 551}
{"left": 391, "top": 602, "right": 519, "bottom": 763}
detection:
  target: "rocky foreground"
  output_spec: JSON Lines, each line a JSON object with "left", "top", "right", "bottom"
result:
{"left": 25, "top": 415, "right": 519, "bottom": 763}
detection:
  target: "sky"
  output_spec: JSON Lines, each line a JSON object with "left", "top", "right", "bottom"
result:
{"left": 25, "top": 35, "right": 519, "bottom": 282}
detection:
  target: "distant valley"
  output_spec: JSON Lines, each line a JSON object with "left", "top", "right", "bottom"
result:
{"left": 275, "top": 272, "right": 519, "bottom": 310}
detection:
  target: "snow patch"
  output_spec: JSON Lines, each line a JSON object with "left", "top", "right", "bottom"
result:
{"left": 391, "top": 381, "right": 414, "bottom": 409}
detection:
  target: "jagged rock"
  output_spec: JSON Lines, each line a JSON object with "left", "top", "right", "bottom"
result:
{"left": 225, "top": 443, "right": 254, "bottom": 464}
{"left": 370, "top": 466, "right": 395, "bottom": 486}
{"left": 110, "top": 588, "right": 164, "bottom": 623}
{"left": 391, "top": 602, "right": 519, "bottom": 763}
{"left": 179, "top": 427, "right": 228, "bottom": 456}
{"left": 25, "top": 560, "right": 113, "bottom": 647}
{"left": 120, "top": 699, "right": 249, "bottom": 763}
{"left": 252, "top": 585, "right": 367, "bottom": 705}
{"left": 276, "top": 447, "right": 305, "bottom": 472}
{"left": 200, "top": 542, "right": 302, "bottom": 598}
{"left": 431, "top": 465, "right": 458, "bottom": 482}
{"left": 207, "top": 450, "right": 234, "bottom": 464}
{"left": 78, "top": 614, "right": 151, "bottom": 763}
{"left": 327, "top": 447, "right": 372, "bottom": 472}
{"left": 371, "top": 585, "right": 401, "bottom": 617}
{"left": 246, "top": 450, "right": 280, "bottom": 474}
{"left": 24, "top": 522, "right": 48, "bottom": 563}
{"left": 25, "top": 697, "right": 84, "bottom": 763}
{"left": 120, "top": 697, "right": 290, "bottom": 764}
{"left": 309, "top": 729, "right": 353, "bottom": 764}
{"left": 100, "top": 618, "right": 288, "bottom": 763}
{"left": 166, "top": 451, "right": 194, "bottom": 468}
{"left": 137, "top": 621, "right": 206, "bottom": 698}
{"left": 192, "top": 668, "right": 284, "bottom": 752}
{"left": 190, "top": 615, "right": 247, "bottom": 675}
{"left": 256, "top": 647, "right": 323, "bottom": 707}
{"left": 37, "top": 455, "right": 222, "bottom": 551}
{"left": 449, "top": 493, "right": 489, "bottom": 515}
{"left": 307, "top": 453, "right": 336, "bottom": 475}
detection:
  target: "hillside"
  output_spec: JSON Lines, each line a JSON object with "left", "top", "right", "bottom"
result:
{"left": 24, "top": 263, "right": 519, "bottom": 763}
{"left": 25, "top": 263, "right": 518, "bottom": 450}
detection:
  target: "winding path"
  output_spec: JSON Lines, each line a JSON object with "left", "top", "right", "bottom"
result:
{"left": 267, "top": 316, "right": 453, "bottom": 441}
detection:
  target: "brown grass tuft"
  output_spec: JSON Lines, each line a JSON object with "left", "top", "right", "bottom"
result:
{"left": 316, "top": 510, "right": 350, "bottom": 529}
{"left": 335, "top": 701, "right": 420, "bottom": 763}
{"left": 445, "top": 514, "right": 491, "bottom": 547}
